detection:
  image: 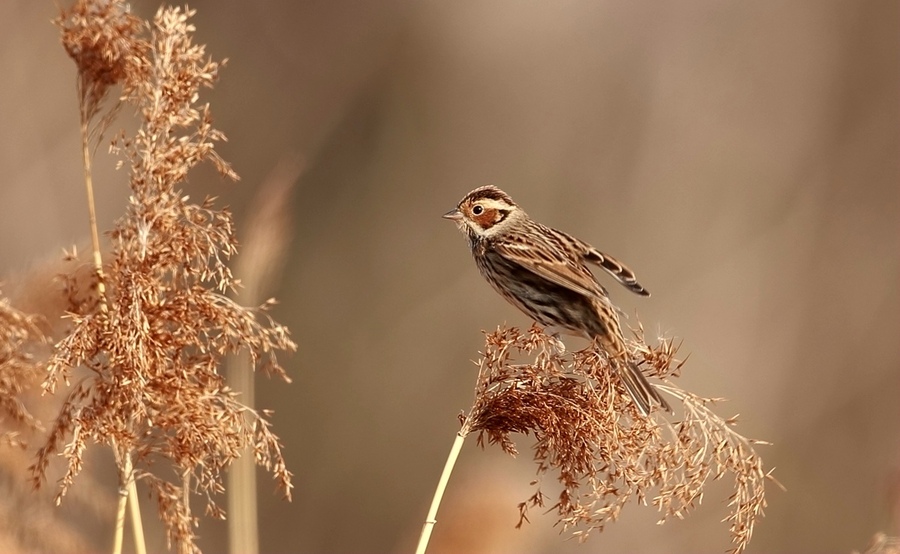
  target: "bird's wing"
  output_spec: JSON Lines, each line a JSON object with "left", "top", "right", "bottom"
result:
{"left": 492, "top": 230, "right": 608, "bottom": 300}
{"left": 582, "top": 248, "right": 650, "bottom": 296}
{"left": 551, "top": 229, "right": 650, "bottom": 297}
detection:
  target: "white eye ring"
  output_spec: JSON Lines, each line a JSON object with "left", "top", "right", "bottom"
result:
{"left": 472, "top": 205, "right": 484, "bottom": 215}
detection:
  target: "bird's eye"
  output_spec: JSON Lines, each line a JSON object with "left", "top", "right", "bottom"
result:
{"left": 472, "top": 205, "right": 484, "bottom": 215}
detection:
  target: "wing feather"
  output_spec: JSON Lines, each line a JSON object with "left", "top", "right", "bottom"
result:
{"left": 492, "top": 229, "right": 608, "bottom": 300}
{"left": 546, "top": 228, "right": 650, "bottom": 296}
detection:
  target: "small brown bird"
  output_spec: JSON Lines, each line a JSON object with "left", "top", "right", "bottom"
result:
{"left": 444, "top": 185, "right": 670, "bottom": 416}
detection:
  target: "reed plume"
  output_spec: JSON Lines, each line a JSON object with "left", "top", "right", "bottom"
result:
{"left": 419, "top": 324, "right": 778, "bottom": 554}
{"left": 0, "top": 289, "right": 46, "bottom": 448}
{"left": 29, "top": 3, "right": 296, "bottom": 553}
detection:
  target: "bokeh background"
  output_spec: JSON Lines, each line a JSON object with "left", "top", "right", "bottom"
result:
{"left": 2, "top": 1, "right": 898, "bottom": 552}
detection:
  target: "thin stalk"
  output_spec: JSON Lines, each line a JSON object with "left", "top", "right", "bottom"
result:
{"left": 79, "top": 96, "right": 145, "bottom": 554}
{"left": 183, "top": 468, "right": 192, "bottom": 522}
{"left": 227, "top": 354, "right": 258, "bottom": 554}
{"left": 226, "top": 165, "right": 299, "bottom": 554}
{"left": 414, "top": 429, "right": 469, "bottom": 554}
{"left": 128, "top": 481, "right": 147, "bottom": 554}
{"left": 79, "top": 116, "right": 107, "bottom": 313}
{"left": 112, "top": 450, "right": 133, "bottom": 554}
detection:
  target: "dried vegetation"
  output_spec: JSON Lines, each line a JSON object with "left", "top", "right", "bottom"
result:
{"left": 457, "top": 324, "right": 778, "bottom": 553}
{"left": 1, "top": 2, "right": 298, "bottom": 553}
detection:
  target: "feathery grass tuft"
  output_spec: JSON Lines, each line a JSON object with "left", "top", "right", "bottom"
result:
{"left": 0, "top": 290, "right": 46, "bottom": 448}
{"left": 420, "top": 324, "right": 778, "bottom": 554}
{"left": 31, "top": 3, "right": 296, "bottom": 553}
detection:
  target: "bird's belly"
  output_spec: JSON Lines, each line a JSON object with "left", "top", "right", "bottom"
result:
{"left": 477, "top": 253, "right": 604, "bottom": 337}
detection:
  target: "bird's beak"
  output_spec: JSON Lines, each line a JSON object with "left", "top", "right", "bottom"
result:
{"left": 442, "top": 209, "right": 463, "bottom": 221}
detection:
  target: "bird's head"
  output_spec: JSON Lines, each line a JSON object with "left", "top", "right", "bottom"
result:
{"left": 443, "top": 185, "right": 522, "bottom": 241}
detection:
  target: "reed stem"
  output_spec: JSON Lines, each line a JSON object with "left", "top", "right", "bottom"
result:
{"left": 414, "top": 428, "right": 469, "bottom": 554}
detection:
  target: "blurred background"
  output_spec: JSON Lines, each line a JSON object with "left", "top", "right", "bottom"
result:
{"left": 1, "top": 0, "right": 898, "bottom": 552}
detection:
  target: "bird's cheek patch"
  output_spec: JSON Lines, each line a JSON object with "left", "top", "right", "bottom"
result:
{"left": 473, "top": 209, "right": 498, "bottom": 229}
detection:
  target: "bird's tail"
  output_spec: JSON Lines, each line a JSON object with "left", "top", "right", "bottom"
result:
{"left": 618, "top": 360, "right": 672, "bottom": 417}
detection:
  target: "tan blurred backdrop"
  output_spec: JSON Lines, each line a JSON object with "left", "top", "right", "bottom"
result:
{"left": 2, "top": 1, "right": 898, "bottom": 552}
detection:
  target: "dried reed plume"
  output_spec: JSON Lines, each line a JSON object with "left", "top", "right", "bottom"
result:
{"left": 419, "top": 324, "right": 778, "bottom": 554}
{"left": 0, "top": 290, "right": 46, "bottom": 448}
{"left": 30, "top": 2, "right": 296, "bottom": 553}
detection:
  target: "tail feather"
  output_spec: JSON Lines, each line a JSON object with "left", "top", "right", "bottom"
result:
{"left": 618, "top": 360, "right": 672, "bottom": 416}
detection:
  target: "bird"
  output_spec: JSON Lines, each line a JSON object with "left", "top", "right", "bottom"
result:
{"left": 443, "top": 184, "right": 670, "bottom": 416}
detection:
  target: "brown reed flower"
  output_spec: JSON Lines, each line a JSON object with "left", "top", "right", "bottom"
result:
{"left": 33, "top": 4, "right": 296, "bottom": 553}
{"left": 0, "top": 290, "right": 46, "bottom": 447}
{"left": 460, "top": 324, "right": 777, "bottom": 554}
{"left": 56, "top": 0, "right": 145, "bottom": 139}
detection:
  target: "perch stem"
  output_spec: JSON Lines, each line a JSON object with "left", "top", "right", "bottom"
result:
{"left": 415, "top": 428, "right": 469, "bottom": 554}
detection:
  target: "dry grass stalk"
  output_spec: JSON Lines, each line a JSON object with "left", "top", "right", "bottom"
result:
{"left": 31, "top": 3, "right": 296, "bottom": 553}
{"left": 424, "top": 324, "right": 776, "bottom": 554}
{"left": 227, "top": 159, "right": 301, "bottom": 554}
